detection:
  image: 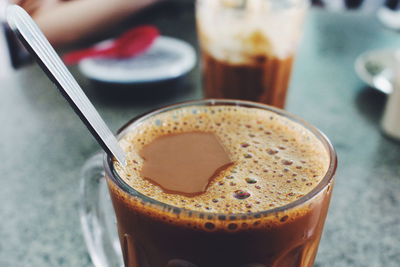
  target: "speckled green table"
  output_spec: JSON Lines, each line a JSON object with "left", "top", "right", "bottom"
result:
{"left": 1, "top": 2, "right": 400, "bottom": 267}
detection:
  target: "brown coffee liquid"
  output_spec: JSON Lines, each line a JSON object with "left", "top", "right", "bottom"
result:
{"left": 202, "top": 52, "right": 294, "bottom": 109}
{"left": 110, "top": 105, "right": 333, "bottom": 267}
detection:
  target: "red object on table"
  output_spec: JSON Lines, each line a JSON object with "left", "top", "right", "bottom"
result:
{"left": 63, "top": 25, "right": 159, "bottom": 65}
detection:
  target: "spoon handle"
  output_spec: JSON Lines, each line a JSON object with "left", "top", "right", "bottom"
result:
{"left": 6, "top": 5, "right": 126, "bottom": 166}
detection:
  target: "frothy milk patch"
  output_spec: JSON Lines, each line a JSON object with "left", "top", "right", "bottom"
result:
{"left": 196, "top": 0, "right": 307, "bottom": 62}
{"left": 140, "top": 132, "right": 232, "bottom": 196}
{"left": 115, "top": 106, "right": 329, "bottom": 214}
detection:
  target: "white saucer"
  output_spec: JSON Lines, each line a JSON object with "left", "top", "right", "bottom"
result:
{"left": 78, "top": 36, "right": 197, "bottom": 84}
{"left": 354, "top": 48, "right": 400, "bottom": 94}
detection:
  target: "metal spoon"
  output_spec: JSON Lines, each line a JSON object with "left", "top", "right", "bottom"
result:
{"left": 355, "top": 48, "right": 398, "bottom": 94}
{"left": 6, "top": 5, "right": 126, "bottom": 166}
{"left": 372, "top": 68, "right": 393, "bottom": 94}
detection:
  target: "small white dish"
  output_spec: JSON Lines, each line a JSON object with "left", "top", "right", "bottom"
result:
{"left": 377, "top": 7, "right": 400, "bottom": 31}
{"left": 354, "top": 48, "right": 400, "bottom": 94}
{"left": 79, "top": 36, "right": 197, "bottom": 84}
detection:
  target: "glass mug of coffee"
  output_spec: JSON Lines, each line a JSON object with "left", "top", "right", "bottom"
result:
{"left": 196, "top": 0, "right": 308, "bottom": 108}
{"left": 80, "top": 99, "right": 337, "bottom": 267}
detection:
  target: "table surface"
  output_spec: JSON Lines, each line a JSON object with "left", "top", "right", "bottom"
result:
{"left": 1, "top": 2, "right": 400, "bottom": 267}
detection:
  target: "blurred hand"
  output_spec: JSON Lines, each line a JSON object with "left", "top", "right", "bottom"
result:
{"left": 11, "top": 0, "right": 166, "bottom": 47}
{"left": 12, "top": 0, "right": 61, "bottom": 14}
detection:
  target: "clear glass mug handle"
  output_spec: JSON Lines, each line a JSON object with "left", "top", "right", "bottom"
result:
{"left": 80, "top": 152, "right": 123, "bottom": 267}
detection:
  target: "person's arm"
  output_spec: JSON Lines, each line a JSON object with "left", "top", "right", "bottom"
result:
{"left": 27, "top": 0, "right": 163, "bottom": 47}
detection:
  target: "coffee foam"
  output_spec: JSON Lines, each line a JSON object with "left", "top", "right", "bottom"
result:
{"left": 196, "top": 0, "right": 307, "bottom": 63}
{"left": 114, "top": 105, "right": 330, "bottom": 215}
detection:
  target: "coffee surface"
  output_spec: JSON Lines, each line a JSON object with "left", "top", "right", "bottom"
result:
{"left": 115, "top": 105, "right": 329, "bottom": 214}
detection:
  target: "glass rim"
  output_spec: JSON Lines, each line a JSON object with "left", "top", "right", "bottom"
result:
{"left": 104, "top": 99, "right": 337, "bottom": 219}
